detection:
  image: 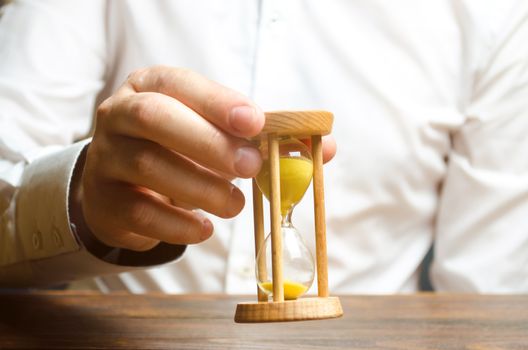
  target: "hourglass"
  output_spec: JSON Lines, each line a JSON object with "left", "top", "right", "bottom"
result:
{"left": 234, "top": 110, "right": 343, "bottom": 323}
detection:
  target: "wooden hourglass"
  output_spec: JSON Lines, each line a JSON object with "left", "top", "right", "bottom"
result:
{"left": 234, "top": 110, "right": 343, "bottom": 323}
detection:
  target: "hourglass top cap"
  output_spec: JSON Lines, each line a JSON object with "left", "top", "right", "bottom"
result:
{"left": 250, "top": 110, "right": 334, "bottom": 140}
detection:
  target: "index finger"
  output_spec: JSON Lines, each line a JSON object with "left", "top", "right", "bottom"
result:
{"left": 128, "top": 66, "right": 265, "bottom": 138}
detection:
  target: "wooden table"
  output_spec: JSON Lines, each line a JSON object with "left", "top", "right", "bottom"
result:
{"left": 0, "top": 292, "right": 526, "bottom": 349}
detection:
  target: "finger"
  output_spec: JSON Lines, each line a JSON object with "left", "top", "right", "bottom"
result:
{"left": 98, "top": 230, "right": 161, "bottom": 252}
{"left": 86, "top": 183, "right": 214, "bottom": 247}
{"left": 127, "top": 66, "right": 265, "bottom": 138}
{"left": 170, "top": 198, "right": 196, "bottom": 211}
{"left": 300, "top": 134, "right": 337, "bottom": 164}
{"left": 99, "top": 136, "right": 245, "bottom": 218}
{"left": 322, "top": 135, "right": 337, "bottom": 163}
{"left": 100, "top": 92, "right": 262, "bottom": 178}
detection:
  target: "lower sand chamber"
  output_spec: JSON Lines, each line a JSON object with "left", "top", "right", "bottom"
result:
{"left": 258, "top": 280, "right": 308, "bottom": 300}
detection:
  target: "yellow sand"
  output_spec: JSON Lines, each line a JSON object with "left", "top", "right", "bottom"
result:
{"left": 259, "top": 280, "right": 308, "bottom": 300}
{"left": 256, "top": 157, "right": 313, "bottom": 216}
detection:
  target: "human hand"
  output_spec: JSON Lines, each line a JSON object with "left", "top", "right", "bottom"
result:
{"left": 75, "top": 66, "right": 337, "bottom": 252}
{"left": 79, "top": 66, "right": 266, "bottom": 251}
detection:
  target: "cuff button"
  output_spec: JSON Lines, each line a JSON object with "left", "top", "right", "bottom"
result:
{"left": 32, "top": 231, "right": 42, "bottom": 250}
{"left": 53, "top": 228, "right": 64, "bottom": 247}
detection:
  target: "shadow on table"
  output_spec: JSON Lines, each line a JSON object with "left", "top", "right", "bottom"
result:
{"left": 0, "top": 293, "right": 121, "bottom": 349}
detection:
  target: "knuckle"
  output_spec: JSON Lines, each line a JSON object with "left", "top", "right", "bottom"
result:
{"left": 128, "top": 94, "right": 162, "bottom": 131}
{"left": 96, "top": 97, "right": 113, "bottom": 127}
{"left": 152, "top": 73, "right": 169, "bottom": 93}
{"left": 127, "top": 67, "right": 149, "bottom": 86}
{"left": 134, "top": 65, "right": 188, "bottom": 93}
{"left": 195, "top": 180, "right": 220, "bottom": 206}
{"left": 151, "top": 66, "right": 177, "bottom": 92}
{"left": 127, "top": 199, "right": 156, "bottom": 229}
{"left": 129, "top": 96, "right": 151, "bottom": 127}
{"left": 196, "top": 181, "right": 232, "bottom": 218}
{"left": 128, "top": 66, "right": 174, "bottom": 92}
{"left": 130, "top": 147, "right": 156, "bottom": 178}
{"left": 200, "top": 127, "right": 224, "bottom": 159}
{"left": 173, "top": 220, "right": 202, "bottom": 244}
{"left": 97, "top": 98, "right": 113, "bottom": 117}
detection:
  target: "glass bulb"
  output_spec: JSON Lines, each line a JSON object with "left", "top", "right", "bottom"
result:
{"left": 256, "top": 138, "right": 313, "bottom": 217}
{"left": 256, "top": 224, "right": 315, "bottom": 300}
{"left": 254, "top": 137, "right": 315, "bottom": 300}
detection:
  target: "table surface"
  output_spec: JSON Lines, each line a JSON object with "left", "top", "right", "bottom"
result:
{"left": 0, "top": 292, "right": 527, "bottom": 350}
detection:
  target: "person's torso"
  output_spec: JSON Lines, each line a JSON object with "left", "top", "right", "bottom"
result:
{"left": 92, "top": 0, "right": 500, "bottom": 294}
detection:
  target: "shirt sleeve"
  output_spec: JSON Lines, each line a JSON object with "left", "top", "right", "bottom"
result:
{"left": 431, "top": 1, "right": 528, "bottom": 292}
{"left": 0, "top": 0, "right": 184, "bottom": 288}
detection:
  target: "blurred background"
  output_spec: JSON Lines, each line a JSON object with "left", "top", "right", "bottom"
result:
{"left": 0, "top": 0, "right": 8, "bottom": 12}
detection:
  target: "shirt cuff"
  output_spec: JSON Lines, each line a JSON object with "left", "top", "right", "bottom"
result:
{"left": 1, "top": 140, "right": 185, "bottom": 288}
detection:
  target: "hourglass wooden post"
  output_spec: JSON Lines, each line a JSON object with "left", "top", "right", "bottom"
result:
{"left": 235, "top": 110, "right": 343, "bottom": 323}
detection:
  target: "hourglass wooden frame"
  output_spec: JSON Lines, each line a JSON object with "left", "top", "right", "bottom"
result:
{"left": 234, "top": 110, "right": 343, "bottom": 323}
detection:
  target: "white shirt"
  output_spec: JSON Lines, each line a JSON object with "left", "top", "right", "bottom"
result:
{"left": 1, "top": 0, "right": 528, "bottom": 293}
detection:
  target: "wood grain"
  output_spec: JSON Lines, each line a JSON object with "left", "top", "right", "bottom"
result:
{"left": 251, "top": 111, "right": 334, "bottom": 140}
{"left": 268, "top": 134, "right": 284, "bottom": 302}
{"left": 235, "top": 297, "right": 343, "bottom": 323}
{"left": 311, "top": 134, "right": 329, "bottom": 298}
{"left": 0, "top": 292, "right": 526, "bottom": 349}
{"left": 252, "top": 179, "right": 267, "bottom": 302}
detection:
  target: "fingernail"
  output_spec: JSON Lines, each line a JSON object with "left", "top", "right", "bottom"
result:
{"left": 201, "top": 217, "right": 213, "bottom": 240}
{"left": 226, "top": 186, "right": 245, "bottom": 217}
{"left": 234, "top": 146, "right": 262, "bottom": 177}
{"left": 229, "top": 106, "right": 256, "bottom": 134}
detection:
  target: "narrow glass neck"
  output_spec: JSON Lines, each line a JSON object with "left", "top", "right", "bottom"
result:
{"left": 281, "top": 208, "right": 294, "bottom": 227}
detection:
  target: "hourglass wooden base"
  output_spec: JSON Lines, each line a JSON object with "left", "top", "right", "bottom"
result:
{"left": 235, "top": 297, "right": 343, "bottom": 323}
